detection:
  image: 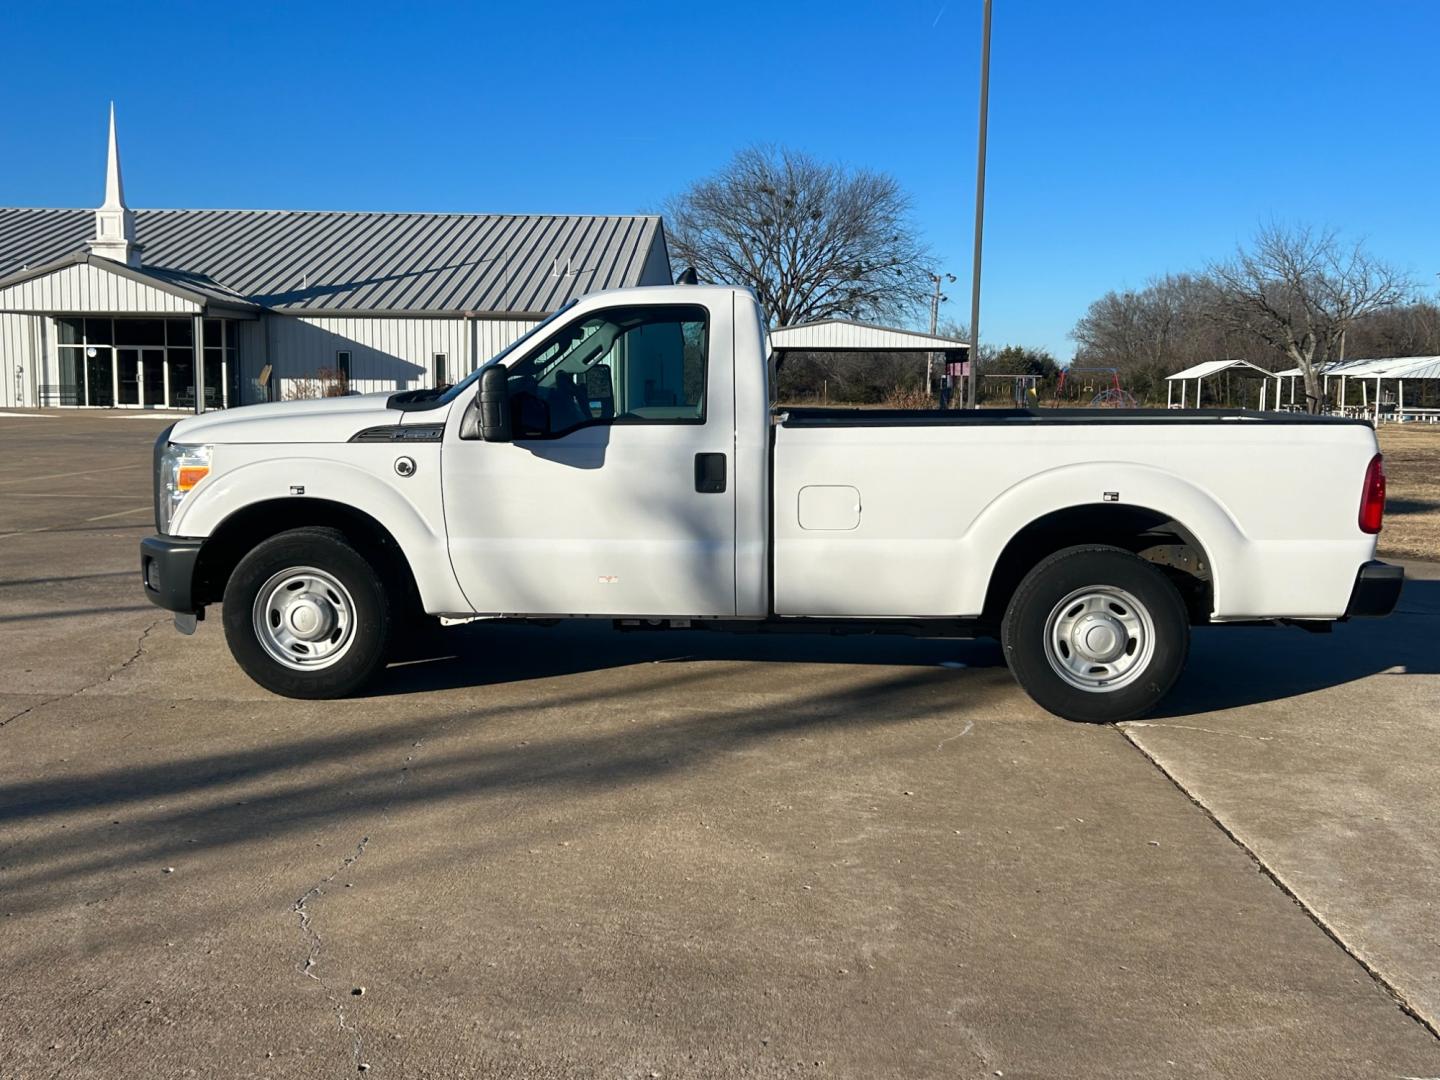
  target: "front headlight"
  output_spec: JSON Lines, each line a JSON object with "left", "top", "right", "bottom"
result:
{"left": 158, "top": 443, "right": 212, "bottom": 534}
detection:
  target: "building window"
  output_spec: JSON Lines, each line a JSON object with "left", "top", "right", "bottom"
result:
{"left": 202, "top": 318, "right": 238, "bottom": 409}
{"left": 336, "top": 350, "right": 351, "bottom": 378}
{"left": 50, "top": 315, "right": 237, "bottom": 409}
{"left": 434, "top": 352, "right": 447, "bottom": 387}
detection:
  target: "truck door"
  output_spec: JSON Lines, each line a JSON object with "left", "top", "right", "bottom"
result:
{"left": 442, "top": 302, "right": 737, "bottom": 617}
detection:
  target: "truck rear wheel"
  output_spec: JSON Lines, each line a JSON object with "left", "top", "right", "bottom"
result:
{"left": 1001, "top": 545, "right": 1189, "bottom": 723}
{"left": 222, "top": 527, "right": 391, "bottom": 699}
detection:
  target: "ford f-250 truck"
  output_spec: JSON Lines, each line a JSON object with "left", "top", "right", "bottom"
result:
{"left": 139, "top": 284, "right": 1402, "bottom": 722}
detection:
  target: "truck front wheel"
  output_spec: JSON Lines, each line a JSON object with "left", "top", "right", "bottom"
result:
{"left": 222, "top": 527, "right": 391, "bottom": 699}
{"left": 1001, "top": 545, "right": 1189, "bottom": 723}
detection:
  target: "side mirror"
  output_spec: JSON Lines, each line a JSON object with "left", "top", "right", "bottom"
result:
{"left": 478, "top": 365, "right": 511, "bottom": 442}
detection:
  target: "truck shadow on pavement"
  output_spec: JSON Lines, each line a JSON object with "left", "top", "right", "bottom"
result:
{"left": 374, "top": 579, "right": 1439, "bottom": 720}
{"left": 1156, "top": 577, "right": 1438, "bottom": 716}
{"left": 0, "top": 586, "right": 1429, "bottom": 918}
{"left": 377, "top": 620, "right": 1008, "bottom": 698}
{"left": 0, "top": 657, "right": 1016, "bottom": 918}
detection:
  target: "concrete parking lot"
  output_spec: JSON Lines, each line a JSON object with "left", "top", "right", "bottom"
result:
{"left": 1, "top": 409, "right": 1438, "bottom": 1080}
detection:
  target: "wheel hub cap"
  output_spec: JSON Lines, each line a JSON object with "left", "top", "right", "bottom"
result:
{"left": 1043, "top": 585, "right": 1156, "bottom": 693}
{"left": 252, "top": 566, "right": 357, "bottom": 671}
{"left": 285, "top": 594, "right": 335, "bottom": 640}
{"left": 1075, "top": 613, "right": 1125, "bottom": 662}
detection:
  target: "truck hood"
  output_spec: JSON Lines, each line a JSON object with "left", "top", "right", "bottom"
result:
{"left": 166, "top": 393, "right": 451, "bottom": 445}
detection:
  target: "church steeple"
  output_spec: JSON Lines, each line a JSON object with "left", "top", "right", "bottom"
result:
{"left": 88, "top": 103, "right": 141, "bottom": 267}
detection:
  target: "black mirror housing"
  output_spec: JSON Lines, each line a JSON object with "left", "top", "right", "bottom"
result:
{"left": 479, "top": 365, "right": 512, "bottom": 442}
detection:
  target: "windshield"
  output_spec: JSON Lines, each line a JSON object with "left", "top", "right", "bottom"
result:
{"left": 434, "top": 299, "right": 578, "bottom": 406}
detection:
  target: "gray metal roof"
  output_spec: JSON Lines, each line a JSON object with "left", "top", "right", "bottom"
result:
{"left": 1322, "top": 355, "right": 1440, "bottom": 379}
{"left": 0, "top": 208, "right": 669, "bottom": 316}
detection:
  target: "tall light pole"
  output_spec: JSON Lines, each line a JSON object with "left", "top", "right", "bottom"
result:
{"left": 966, "top": 0, "right": 993, "bottom": 410}
{"left": 927, "top": 271, "right": 956, "bottom": 397}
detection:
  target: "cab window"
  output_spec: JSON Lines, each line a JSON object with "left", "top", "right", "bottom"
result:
{"left": 503, "top": 305, "right": 707, "bottom": 438}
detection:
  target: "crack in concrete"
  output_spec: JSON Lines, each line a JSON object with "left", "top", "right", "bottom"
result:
{"left": 1118, "top": 725, "right": 1440, "bottom": 1045}
{"left": 286, "top": 740, "right": 423, "bottom": 1071}
{"left": 293, "top": 836, "right": 371, "bottom": 1071}
{"left": 0, "top": 616, "right": 165, "bottom": 728}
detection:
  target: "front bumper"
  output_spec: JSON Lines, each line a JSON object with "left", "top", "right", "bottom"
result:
{"left": 1344, "top": 560, "right": 1404, "bottom": 618}
{"left": 140, "top": 535, "right": 204, "bottom": 614}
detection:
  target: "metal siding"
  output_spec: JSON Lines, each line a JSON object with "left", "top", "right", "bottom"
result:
{"left": 0, "top": 261, "right": 200, "bottom": 314}
{"left": 263, "top": 315, "right": 522, "bottom": 398}
{"left": 0, "top": 313, "right": 39, "bottom": 408}
{"left": 234, "top": 319, "right": 266, "bottom": 404}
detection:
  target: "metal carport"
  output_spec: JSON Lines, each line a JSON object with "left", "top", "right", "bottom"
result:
{"left": 768, "top": 319, "right": 970, "bottom": 403}
{"left": 1165, "top": 359, "right": 1277, "bottom": 409}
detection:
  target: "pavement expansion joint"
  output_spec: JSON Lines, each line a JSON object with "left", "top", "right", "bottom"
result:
{"left": 1122, "top": 720, "right": 1275, "bottom": 743}
{"left": 1117, "top": 723, "right": 1440, "bottom": 1045}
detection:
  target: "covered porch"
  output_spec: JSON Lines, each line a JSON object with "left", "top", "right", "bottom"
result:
{"left": 0, "top": 252, "right": 259, "bottom": 412}
{"left": 767, "top": 319, "right": 971, "bottom": 406}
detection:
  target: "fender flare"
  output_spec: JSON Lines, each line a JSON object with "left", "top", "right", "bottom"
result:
{"left": 957, "top": 461, "right": 1248, "bottom": 616}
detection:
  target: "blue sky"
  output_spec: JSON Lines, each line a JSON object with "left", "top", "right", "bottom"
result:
{"left": 2, "top": 0, "right": 1437, "bottom": 357}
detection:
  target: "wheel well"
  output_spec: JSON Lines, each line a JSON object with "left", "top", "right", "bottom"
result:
{"left": 193, "top": 498, "right": 422, "bottom": 611}
{"left": 982, "top": 505, "right": 1213, "bottom": 626}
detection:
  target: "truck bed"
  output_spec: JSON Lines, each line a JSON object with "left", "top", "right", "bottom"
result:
{"left": 779, "top": 407, "right": 1368, "bottom": 427}
{"left": 771, "top": 406, "right": 1380, "bottom": 622}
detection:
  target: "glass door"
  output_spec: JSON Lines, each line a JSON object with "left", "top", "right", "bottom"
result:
{"left": 117, "top": 348, "right": 141, "bottom": 405}
{"left": 166, "top": 348, "right": 195, "bottom": 409}
{"left": 141, "top": 347, "right": 165, "bottom": 407}
{"left": 85, "top": 347, "right": 114, "bottom": 406}
{"left": 116, "top": 347, "right": 166, "bottom": 407}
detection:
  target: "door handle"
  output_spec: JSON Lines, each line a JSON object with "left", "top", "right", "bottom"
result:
{"left": 694, "top": 452, "right": 726, "bottom": 494}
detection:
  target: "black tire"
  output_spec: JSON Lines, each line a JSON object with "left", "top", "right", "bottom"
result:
{"left": 1001, "top": 545, "right": 1189, "bottom": 723}
{"left": 222, "top": 527, "right": 391, "bottom": 699}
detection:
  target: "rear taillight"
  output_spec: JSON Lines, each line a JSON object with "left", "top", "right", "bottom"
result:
{"left": 1359, "top": 453, "right": 1386, "bottom": 534}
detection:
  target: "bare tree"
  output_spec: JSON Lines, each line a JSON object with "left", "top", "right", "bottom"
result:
{"left": 1071, "top": 274, "right": 1238, "bottom": 403}
{"left": 1346, "top": 299, "right": 1440, "bottom": 359}
{"left": 664, "top": 147, "right": 933, "bottom": 326}
{"left": 1208, "top": 224, "right": 1412, "bottom": 412}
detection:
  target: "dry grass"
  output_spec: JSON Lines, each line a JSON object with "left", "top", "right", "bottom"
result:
{"left": 1377, "top": 424, "right": 1440, "bottom": 562}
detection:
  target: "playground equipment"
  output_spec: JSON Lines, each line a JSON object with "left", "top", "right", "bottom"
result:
{"left": 1056, "top": 367, "right": 1136, "bottom": 407}
{"left": 1089, "top": 386, "right": 1140, "bottom": 408}
{"left": 982, "top": 372, "right": 1040, "bottom": 408}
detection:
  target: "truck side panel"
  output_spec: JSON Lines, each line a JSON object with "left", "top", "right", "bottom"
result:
{"left": 170, "top": 444, "right": 471, "bottom": 615}
{"left": 771, "top": 421, "right": 1380, "bottom": 620}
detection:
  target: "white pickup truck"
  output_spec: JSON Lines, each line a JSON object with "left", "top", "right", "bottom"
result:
{"left": 140, "top": 284, "right": 1401, "bottom": 722}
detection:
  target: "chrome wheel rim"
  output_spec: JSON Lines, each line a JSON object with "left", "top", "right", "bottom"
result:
{"left": 252, "top": 566, "right": 357, "bottom": 671}
{"left": 1042, "top": 585, "right": 1155, "bottom": 693}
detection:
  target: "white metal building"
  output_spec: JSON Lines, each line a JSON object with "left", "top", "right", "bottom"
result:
{"left": 0, "top": 109, "right": 672, "bottom": 410}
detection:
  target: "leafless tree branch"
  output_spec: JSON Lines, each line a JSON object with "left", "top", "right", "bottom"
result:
{"left": 663, "top": 146, "right": 934, "bottom": 327}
